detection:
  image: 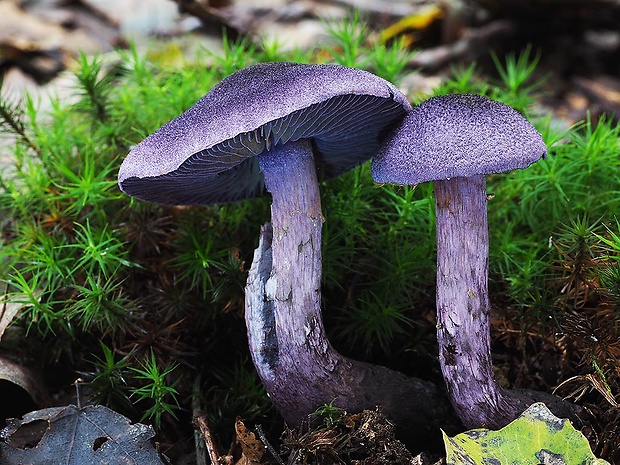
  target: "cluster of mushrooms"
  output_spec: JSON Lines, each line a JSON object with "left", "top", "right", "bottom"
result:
{"left": 118, "top": 62, "right": 578, "bottom": 441}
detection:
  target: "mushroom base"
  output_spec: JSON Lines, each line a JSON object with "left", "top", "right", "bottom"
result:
{"left": 246, "top": 222, "right": 455, "bottom": 444}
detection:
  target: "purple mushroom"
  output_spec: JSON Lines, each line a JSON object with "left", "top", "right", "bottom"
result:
{"left": 372, "top": 93, "right": 576, "bottom": 429}
{"left": 118, "top": 62, "right": 450, "bottom": 436}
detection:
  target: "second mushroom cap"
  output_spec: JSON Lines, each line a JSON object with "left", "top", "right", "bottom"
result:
{"left": 371, "top": 93, "right": 547, "bottom": 185}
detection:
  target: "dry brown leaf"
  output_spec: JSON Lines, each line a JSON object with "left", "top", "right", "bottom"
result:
{"left": 234, "top": 417, "right": 264, "bottom": 465}
{"left": 0, "top": 296, "right": 21, "bottom": 342}
{"left": 0, "top": 2, "right": 100, "bottom": 67}
{"left": 0, "top": 354, "right": 48, "bottom": 406}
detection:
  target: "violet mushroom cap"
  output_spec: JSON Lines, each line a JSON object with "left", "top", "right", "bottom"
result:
{"left": 371, "top": 94, "right": 575, "bottom": 429}
{"left": 117, "top": 63, "right": 452, "bottom": 439}
{"left": 118, "top": 61, "right": 410, "bottom": 204}
{"left": 371, "top": 93, "right": 546, "bottom": 184}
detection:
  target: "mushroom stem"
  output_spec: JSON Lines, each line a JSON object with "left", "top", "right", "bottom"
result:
{"left": 246, "top": 139, "right": 454, "bottom": 440}
{"left": 435, "top": 176, "right": 581, "bottom": 429}
{"left": 435, "top": 175, "right": 520, "bottom": 428}
{"left": 257, "top": 139, "right": 332, "bottom": 366}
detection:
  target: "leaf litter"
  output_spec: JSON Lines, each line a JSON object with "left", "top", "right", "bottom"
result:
{"left": 0, "top": 404, "right": 168, "bottom": 464}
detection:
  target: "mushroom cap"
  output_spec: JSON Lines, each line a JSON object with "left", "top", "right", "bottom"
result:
{"left": 118, "top": 62, "right": 411, "bottom": 205}
{"left": 371, "top": 93, "right": 547, "bottom": 185}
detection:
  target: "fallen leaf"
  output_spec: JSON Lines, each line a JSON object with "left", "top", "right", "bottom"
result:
{"left": 443, "top": 402, "right": 609, "bottom": 465}
{"left": 0, "top": 404, "right": 167, "bottom": 465}
{"left": 0, "top": 296, "right": 21, "bottom": 341}
{"left": 0, "top": 2, "right": 101, "bottom": 81}
{"left": 234, "top": 417, "right": 265, "bottom": 464}
{"left": 0, "top": 354, "right": 47, "bottom": 406}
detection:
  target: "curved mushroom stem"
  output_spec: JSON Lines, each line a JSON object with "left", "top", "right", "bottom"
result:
{"left": 245, "top": 139, "right": 453, "bottom": 441}
{"left": 435, "top": 175, "right": 579, "bottom": 429}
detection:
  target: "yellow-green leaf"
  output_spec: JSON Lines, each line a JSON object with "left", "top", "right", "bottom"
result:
{"left": 443, "top": 402, "right": 609, "bottom": 465}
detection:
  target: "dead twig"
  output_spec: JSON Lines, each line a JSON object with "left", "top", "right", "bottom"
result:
{"left": 255, "top": 424, "right": 285, "bottom": 465}
{"left": 555, "top": 373, "right": 619, "bottom": 408}
{"left": 193, "top": 412, "right": 221, "bottom": 465}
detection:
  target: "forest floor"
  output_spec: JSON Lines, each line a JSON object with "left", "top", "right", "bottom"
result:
{"left": 1, "top": 1, "right": 620, "bottom": 464}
